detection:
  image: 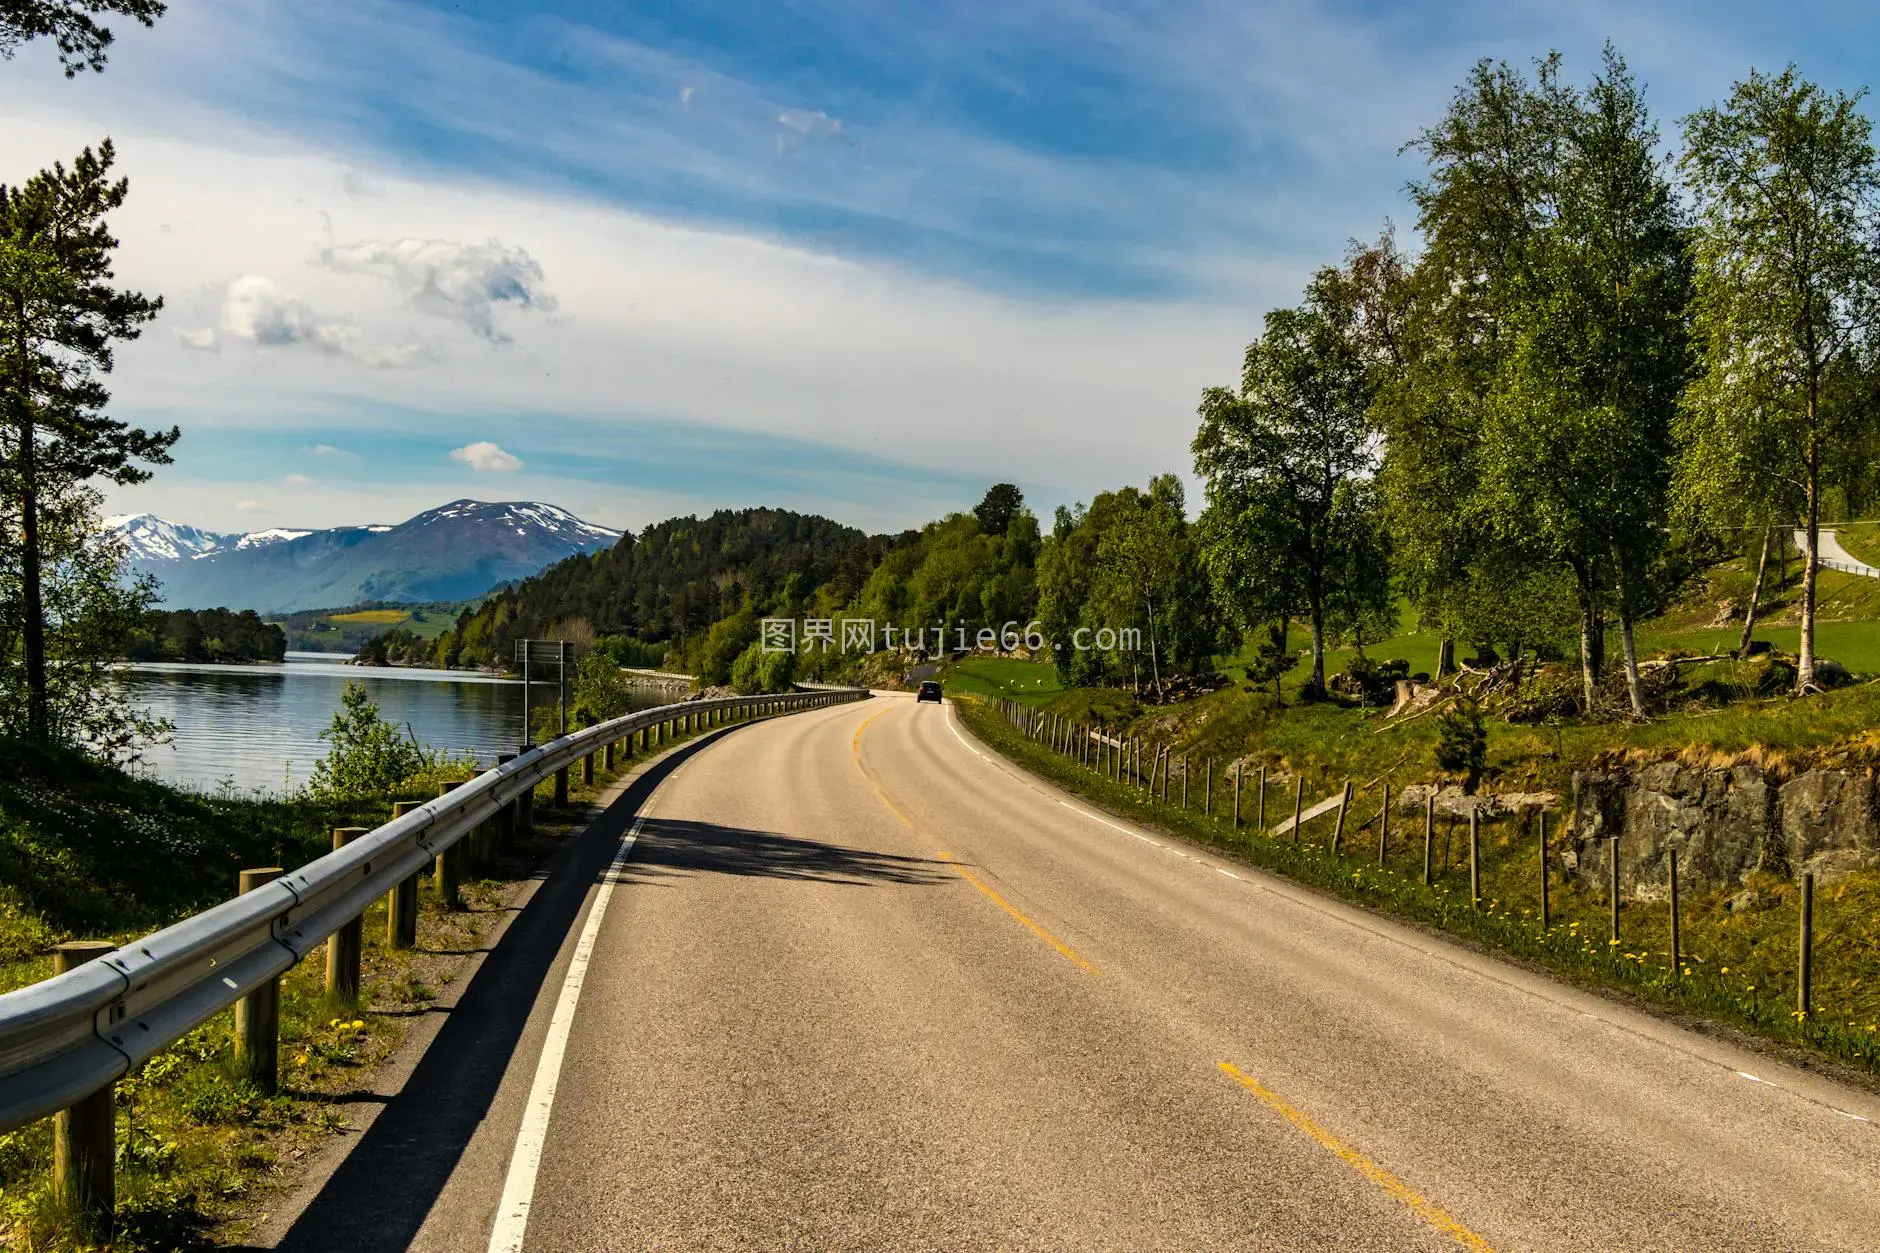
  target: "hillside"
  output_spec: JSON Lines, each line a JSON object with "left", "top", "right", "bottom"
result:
{"left": 110, "top": 500, "right": 621, "bottom": 612}
{"left": 436, "top": 507, "right": 899, "bottom": 669}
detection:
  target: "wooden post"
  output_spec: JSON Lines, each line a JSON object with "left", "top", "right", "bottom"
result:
{"left": 236, "top": 868, "right": 285, "bottom": 1092}
{"left": 1538, "top": 810, "right": 1549, "bottom": 930}
{"left": 1330, "top": 780, "right": 1352, "bottom": 854}
{"left": 1206, "top": 759, "right": 1213, "bottom": 817}
{"left": 1291, "top": 776, "right": 1304, "bottom": 843}
{"left": 388, "top": 801, "right": 420, "bottom": 950}
{"left": 554, "top": 763, "right": 570, "bottom": 807}
{"left": 1423, "top": 794, "right": 1434, "bottom": 885}
{"left": 1232, "top": 763, "right": 1241, "bottom": 830}
{"left": 1378, "top": 782, "right": 1390, "bottom": 867}
{"left": 326, "top": 826, "right": 367, "bottom": 999}
{"left": 1609, "top": 836, "right": 1621, "bottom": 943}
{"left": 604, "top": 739, "right": 616, "bottom": 771}
{"left": 54, "top": 940, "right": 117, "bottom": 1228}
{"left": 582, "top": 749, "right": 595, "bottom": 786}
{"left": 1468, "top": 808, "right": 1481, "bottom": 907}
{"left": 1798, "top": 871, "right": 1815, "bottom": 1018}
{"left": 437, "top": 782, "right": 463, "bottom": 909}
{"left": 1182, "top": 754, "right": 1189, "bottom": 809}
{"left": 1669, "top": 847, "right": 1681, "bottom": 978}
{"left": 1257, "top": 765, "right": 1267, "bottom": 830}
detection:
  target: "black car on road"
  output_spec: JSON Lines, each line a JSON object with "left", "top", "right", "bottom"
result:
{"left": 916, "top": 680, "right": 943, "bottom": 703}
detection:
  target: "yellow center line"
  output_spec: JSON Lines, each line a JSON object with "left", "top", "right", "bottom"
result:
{"left": 1217, "top": 1062, "right": 1496, "bottom": 1252}
{"left": 938, "top": 851, "right": 1100, "bottom": 977}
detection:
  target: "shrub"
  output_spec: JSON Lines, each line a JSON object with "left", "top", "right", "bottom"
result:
{"left": 307, "top": 683, "right": 427, "bottom": 799}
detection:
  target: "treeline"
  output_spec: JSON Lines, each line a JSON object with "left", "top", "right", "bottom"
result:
{"left": 1192, "top": 49, "right": 1880, "bottom": 711}
{"left": 123, "top": 609, "right": 287, "bottom": 664}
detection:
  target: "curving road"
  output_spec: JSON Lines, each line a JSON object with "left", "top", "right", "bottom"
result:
{"left": 268, "top": 693, "right": 1880, "bottom": 1251}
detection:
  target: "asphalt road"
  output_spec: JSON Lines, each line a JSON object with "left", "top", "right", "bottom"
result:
{"left": 275, "top": 693, "right": 1880, "bottom": 1251}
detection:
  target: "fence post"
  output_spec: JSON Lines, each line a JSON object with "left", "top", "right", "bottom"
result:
{"left": 1206, "top": 759, "right": 1213, "bottom": 817}
{"left": 1468, "top": 807, "right": 1481, "bottom": 907}
{"left": 388, "top": 801, "right": 420, "bottom": 950}
{"left": 1232, "top": 763, "right": 1241, "bottom": 830}
{"left": 235, "top": 868, "right": 285, "bottom": 1091}
{"left": 1331, "top": 780, "right": 1352, "bottom": 855}
{"left": 1378, "top": 782, "right": 1389, "bottom": 867}
{"left": 1291, "top": 776, "right": 1304, "bottom": 844}
{"left": 436, "top": 782, "right": 463, "bottom": 910}
{"left": 1423, "top": 794, "right": 1434, "bottom": 885}
{"left": 326, "top": 826, "right": 368, "bottom": 999}
{"left": 517, "top": 769, "right": 536, "bottom": 840}
{"left": 1537, "top": 810, "right": 1549, "bottom": 930}
{"left": 1609, "top": 836, "right": 1621, "bottom": 943}
{"left": 1258, "top": 765, "right": 1267, "bottom": 830}
{"left": 1799, "top": 871, "right": 1815, "bottom": 1018}
{"left": 555, "top": 761, "right": 571, "bottom": 807}
{"left": 604, "top": 739, "right": 616, "bottom": 771}
{"left": 1669, "top": 847, "right": 1681, "bottom": 978}
{"left": 53, "top": 940, "right": 117, "bottom": 1229}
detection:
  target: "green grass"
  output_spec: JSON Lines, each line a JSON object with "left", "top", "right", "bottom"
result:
{"left": 944, "top": 656, "right": 1065, "bottom": 705}
{"left": 957, "top": 694, "right": 1880, "bottom": 1076}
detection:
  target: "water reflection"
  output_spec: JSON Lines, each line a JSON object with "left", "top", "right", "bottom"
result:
{"left": 116, "top": 652, "right": 658, "bottom": 795}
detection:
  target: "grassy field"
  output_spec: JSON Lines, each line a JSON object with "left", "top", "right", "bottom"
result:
{"left": 272, "top": 603, "right": 466, "bottom": 654}
{"left": 324, "top": 608, "right": 410, "bottom": 626}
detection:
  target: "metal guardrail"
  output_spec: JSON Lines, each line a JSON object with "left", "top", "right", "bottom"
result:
{"left": 0, "top": 687, "right": 865, "bottom": 1134}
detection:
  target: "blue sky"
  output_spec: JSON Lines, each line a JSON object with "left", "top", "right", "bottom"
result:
{"left": 3, "top": 0, "right": 1877, "bottom": 535}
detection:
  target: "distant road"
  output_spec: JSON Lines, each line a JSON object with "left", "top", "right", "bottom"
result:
{"left": 1798, "top": 527, "right": 1880, "bottom": 578}
{"left": 268, "top": 694, "right": 1880, "bottom": 1251}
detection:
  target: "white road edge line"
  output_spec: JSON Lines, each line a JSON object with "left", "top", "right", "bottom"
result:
{"left": 487, "top": 813, "right": 650, "bottom": 1253}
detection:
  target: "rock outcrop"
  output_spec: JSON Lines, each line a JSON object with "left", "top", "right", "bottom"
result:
{"left": 1568, "top": 760, "right": 1878, "bottom": 896}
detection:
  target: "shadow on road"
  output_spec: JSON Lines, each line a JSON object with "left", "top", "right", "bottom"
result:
{"left": 622, "top": 816, "right": 950, "bottom": 887}
{"left": 247, "top": 725, "right": 938, "bottom": 1252}
{"left": 250, "top": 731, "right": 729, "bottom": 1252}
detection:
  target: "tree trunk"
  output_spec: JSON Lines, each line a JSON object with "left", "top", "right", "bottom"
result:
{"left": 1618, "top": 610, "right": 1645, "bottom": 716}
{"left": 1307, "top": 597, "right": 1326, "bottom": 698}
{"left": 1435, "top": 636, "right": 1454, "bottom": 679}
{"left": 17, "top": 401, "right": 47, "bottom": 740}
{"left": 1144, "top": 596, "right": 1162, "bottom": 699}
{"left": 1737, "top": 527, "right": 1771, "bottom": 657}
{"left": 1578, "top": 605, "right": 1598, "bottom": 712}
{"left": 1798, "top": 430, "right": 1820, "bottom": 694}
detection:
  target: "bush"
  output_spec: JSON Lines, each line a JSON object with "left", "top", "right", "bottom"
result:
{"left": 307, "top": 683, "right": 427, "bottom": 799}
{"left": 1435, "top": 697, "right": 1488, "bottom": 793}
{"left": 730, "top": 640, "right": 795, "bottom": 694}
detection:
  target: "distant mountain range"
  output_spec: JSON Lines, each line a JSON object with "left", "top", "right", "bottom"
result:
{"left": 107, "top": 500, "right": 622, "bottom": 613}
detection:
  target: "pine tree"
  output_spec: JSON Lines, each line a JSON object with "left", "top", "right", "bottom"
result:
{"left": 0, "top": 139, "right": 172, "bottom": 739}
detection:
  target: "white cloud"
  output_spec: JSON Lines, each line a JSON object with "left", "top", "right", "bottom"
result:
{"left": 309, "top": 443, "right": 352, "bottom": 457}
{"left": 450, "top": 441, "right": 523, "bottom": 472}
{"left": 776, "top": 108, "right": 840, "bottom": 137}
{"left": 176, "top": 326, "right": 218, "bottom": 351}
{"left": 213, "top": 274, "right": 423, "bottom": 367}
{"left": 282, "top": 472, "right": 315, "bottom": 485}
{"left": 235, "top": 498, "right": 268, "bottom": 512}
{"left": 317, "top": 237, "right": 556, "bottom": 343}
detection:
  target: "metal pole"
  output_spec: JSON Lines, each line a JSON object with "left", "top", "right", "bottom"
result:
{"left": 560, "top": 639, "right": 570, "bottom": 737}
{"left": 1609, "top": 836, "right": 1621, "bottom": 944}
{"left": 1468, "top": 808, "right": 1481, "bottom": 907}
{"left": 521, "top": 648, "right": 531, "bottom": 746}
{"left": 1669, "top": 847, "right": 1681, "bottom": 978}
{"left": 1799, "top": 872, "right": 1815, "bottom": 1018}
{"left": 1538, "top": 810, "right": 1549, "bottom": 930}
{"left": 1423, "top": 794, "right": 1434, "bottom": 885}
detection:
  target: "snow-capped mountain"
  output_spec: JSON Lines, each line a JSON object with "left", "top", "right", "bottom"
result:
{"left": 111, "top": 500, "right": 622, "bottom": 612}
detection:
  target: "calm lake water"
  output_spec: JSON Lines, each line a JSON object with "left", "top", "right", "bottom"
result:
{"left": 117, "top": 652, "right": 662, "bottom": 795}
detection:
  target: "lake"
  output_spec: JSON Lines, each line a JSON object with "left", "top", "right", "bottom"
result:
{"left": 117, "top": 652, "right": 666, "bottom": 795}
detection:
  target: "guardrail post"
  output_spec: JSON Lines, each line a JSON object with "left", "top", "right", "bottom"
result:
{"left": 388, "top": 802, "right": 420, "bottom": 949}
{"left": 327, "top": 826, "right": 368, "bottom": 1000}
{"left": 53, "top": 940, "right": 117, "bottom": 1229}
{"left": 235, "top": 868, "right": 285, "bottom": 1092}
{"left": 554, "top": 762, "right": 570, "bottom": 808}
{"left": 603, "top": 739, "right": 616, "bottom": 772}
{"left": 437, "top": 782, "right": 464, "bottom": 909}
{"left": 518, "top": 766, "right": 536, "bottom": 840}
